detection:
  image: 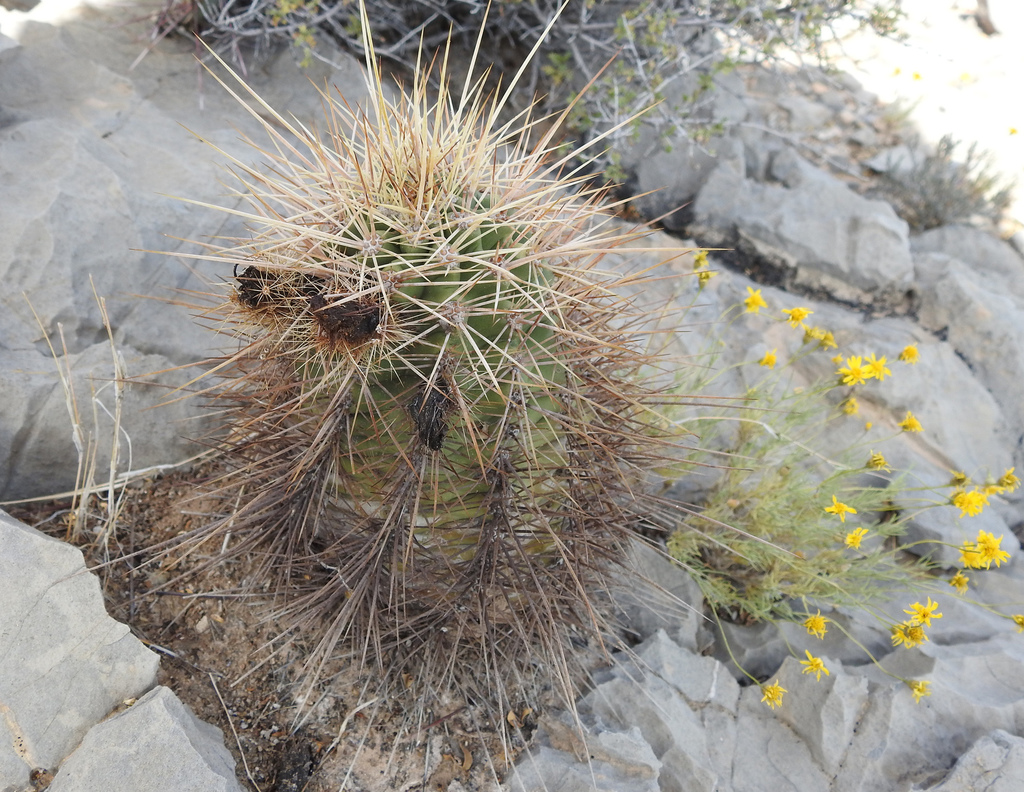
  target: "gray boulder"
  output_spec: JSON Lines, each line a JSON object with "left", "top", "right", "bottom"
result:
{"left": 507, "top": 718, "right": 661, "bottom": 792}
{"left": 0, "top": 510, "right": 159, "bottom": 789}
{"left": 47, "top": 686, "right": 242, "bottom": 792}
{"left": 612, "top": 541, "right": 705, "bottom": 653}
{"left": 691, "top": 149, "right": 914, "bottom": 303}
{"left": 0, "top": 12, "right": 371, "bottom": 501}
{"left": 840, "top": 635, "right": 1024, "bottom": 791}
{"left": 914, "top": 231, "right": 1024, "bottom": 483}
{"left": 581, "top": 632, "right": 740, "bottom": 792}
{"left": 921, "top": 729, "right": 1024, "bottom": 791}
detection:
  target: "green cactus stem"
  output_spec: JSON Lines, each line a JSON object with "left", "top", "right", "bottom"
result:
{"left": 174, "top": 14, "right": 691, "bottom": 726}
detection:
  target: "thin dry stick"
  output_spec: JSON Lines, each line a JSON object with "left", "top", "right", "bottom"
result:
{"left": 25, "top": 294, "right": 92, "bottom": 542}
{"left": 208, "top": 671, "right": 262, "bottom": 792}
{"left": 92, "top": 279, "right": 131, "bottom": 550}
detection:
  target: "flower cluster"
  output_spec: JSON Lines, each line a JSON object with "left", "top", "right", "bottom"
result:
{"left": 677, "top": 285, "right": 1023, "bottom": 713}
{"left": 891, "top": 597, "right": 942, "bottom": 652}
{"left": 744, "top": 294, "right": 922, "bottom": 435}
{"left": 958, "top": 529, "right": 1011, "bottom": 570}
{"left": 837, "top": 353, "right": 891, "bottom": 385}
{"left": 693, "top": 250, "right": 715, "bottom": 287}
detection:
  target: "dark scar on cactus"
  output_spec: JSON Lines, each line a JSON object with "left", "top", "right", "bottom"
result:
{"left": 308, "top": 293, "right": 382, "bottom": 348}
{"left": 234, "top": 264, "right": 282, "bottom": 309}
{"left": 410, "top": 378, "right": 454, "bottom": 451}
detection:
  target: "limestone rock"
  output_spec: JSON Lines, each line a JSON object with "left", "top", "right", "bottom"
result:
{"left": 507, "top": 719, "right": 661, "bottom": 792}
{"left": 0, "top": 12, "right": 371, "bottom": 501}
{"left": 612, "top": 542, "right": 705, "bottom": 653}
{"left": 730, "top": 686, "right": 831, "bottom": 792}
{"left": 585, "top": 671, "right": 717, "bottom": 792}
{"left": 912, "top": 225, "right": 1024, "bottom": 287}
{"left": 714, "top": 612, "right": 890, "bottom": 684}
{"left": 0, "top": 510, "right": 159, "bottom": 789}
{"left": 691, "top": 149, "right": 914, "bottom": 303}
{"left": 628, "top": 135, "right": 744, "bottom": 233}
{"left": 580, "top": 632, "right": 740, "bottom": 792}
{"left": 47, "top": 686, "right": 242, "bottom": 792}
{"left": 632, "top": 631, "right": 740, "bottom": 714}
{"left": 773, "top": 656, "right": 870, "bottom": 776}
{"left": 922, "top": 729, "right": 1024, "bottom": 791}
{"left": 840, "top": 635, "right": 1024, "bottom": 791}
{"left": 0, "top": 26, "right": 18, "bottom": 63}
{"left": 914, "top": 234, "right": 1024, "bottom": 474}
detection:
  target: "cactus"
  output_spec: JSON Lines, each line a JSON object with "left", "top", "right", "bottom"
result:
{"left": 179, "top": 12, "right": 686, "bottom": 728}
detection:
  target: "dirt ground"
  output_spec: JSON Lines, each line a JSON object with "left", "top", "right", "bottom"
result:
{"left": 10, "top": 467, "right": 560, "bottom": 792}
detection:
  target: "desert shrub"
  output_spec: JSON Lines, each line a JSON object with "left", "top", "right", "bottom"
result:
{"left": 147, "top": 0, "right": 904, "bottom": 164}
{"left": 664, "top": 277, "right": 1021, "bottom": 705}
{"left": 873, "top": 134, "right": 1014, "bottom": 230}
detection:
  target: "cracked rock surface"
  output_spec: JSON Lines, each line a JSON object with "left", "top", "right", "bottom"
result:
{"left": 0, "top": 510, "right": 239, "bottom": 792}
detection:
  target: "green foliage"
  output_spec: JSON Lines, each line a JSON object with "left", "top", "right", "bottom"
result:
{"left": 668, "top": 377, "right": 917, "bottom": 625}
{"left": 662, "top": 285, "right": 1021, "bottom": 696}
{"left": 147, "top": 0, "right": 907, "bottom": 189}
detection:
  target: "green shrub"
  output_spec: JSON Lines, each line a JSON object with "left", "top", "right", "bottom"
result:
{"left": 874, "top": 134, "right": 1014, "bottom": 230}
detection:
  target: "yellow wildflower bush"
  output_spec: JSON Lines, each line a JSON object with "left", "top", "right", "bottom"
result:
{"left": 664, "top": 287, "right": 1023, "bottom": 707}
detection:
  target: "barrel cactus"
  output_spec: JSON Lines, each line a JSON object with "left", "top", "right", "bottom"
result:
{"left": 184, "top": 24, "right": 684, "bottom": 721}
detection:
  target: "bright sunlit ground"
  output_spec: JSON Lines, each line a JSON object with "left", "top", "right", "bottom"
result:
{"left": 830, "top": 0, "right": 1024, "bottom": 233}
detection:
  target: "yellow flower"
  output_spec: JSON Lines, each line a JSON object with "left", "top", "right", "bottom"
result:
{"left": 831, "top": 354, "right": 843, "bottom": 365}
{"left": 804, "top": 610, "right": 829, "bottom": 639}
{"left": 782, "top": 307, "right": 813, "bottom": 327}
{"left": 909, "top": 680, "right": 931, "bottom": 703}
{"left": 825, "top": 494, "right": 857, "bottom": 523}
{"left": 864, "top": 421, "right": 873, "bottom": 430}
{"left": 959, "top": 541, "right": 984, "bottom": 569}
{"left": 844, "top": 527, "right": 869, "bottom": 549}
{"left": 899, "top": 411, "right": 923, "bottom": 432}
{"left": 952, "top": 489, "right": 986, "bottom": 518}
{"left": 1011, "top": 127, "right": 1019, "bottom": 136}
{"left": 760, "top": 680, "right": 786, "bottom": 709}
{"left": 904, "top": 597, "right": 942, "bottom": 627}
{"left": 949, "top": 570, "right": 969, "bottom": 595}
{"left": 949, "top": 470, "right": 970, "bottom": 487}
{"left": 838, "top": 355, "right": 869, "bottom": 386}
{"left": 867, "top": 452, "right": 889, "bottom": 471}
{"left": 864, "top": 353, "right": 891, "bottom": 381}
{"left": 998, "top": 468, "right": 1020, "bottom": 492}
{"left": 891, "top": 621, "right": 928, "bottom": 649}
{"left": 803, "top": 325, "right": 826, "bottom": 345}
{"left": 899, "top": 344, "right": 920, "bottom": 364}
{"left": 819, "top": 331, "right": 838, "bottom": 351}
{"left": 1013, "top": 615, "right": 1024, "bottom": 633}
{"left": 976, "top": 530, "right": 1011, "bottom": 568}
{"left": 800, "top": 650, "right": 830, "bottom": 681}
{"left": 984, "top": 484, "right": 1005, "bottom": 497}
{"left": 759, "top": 349, "right": 777, "bottom": 369}
{"left": 693, "top": 250, "right": 714, "bottom": 287}
{"left": 744, "top": 287, "right": 768, "bottom": 313}
{"left": 841, "top": 397, "right": 859, "bottom": 415}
